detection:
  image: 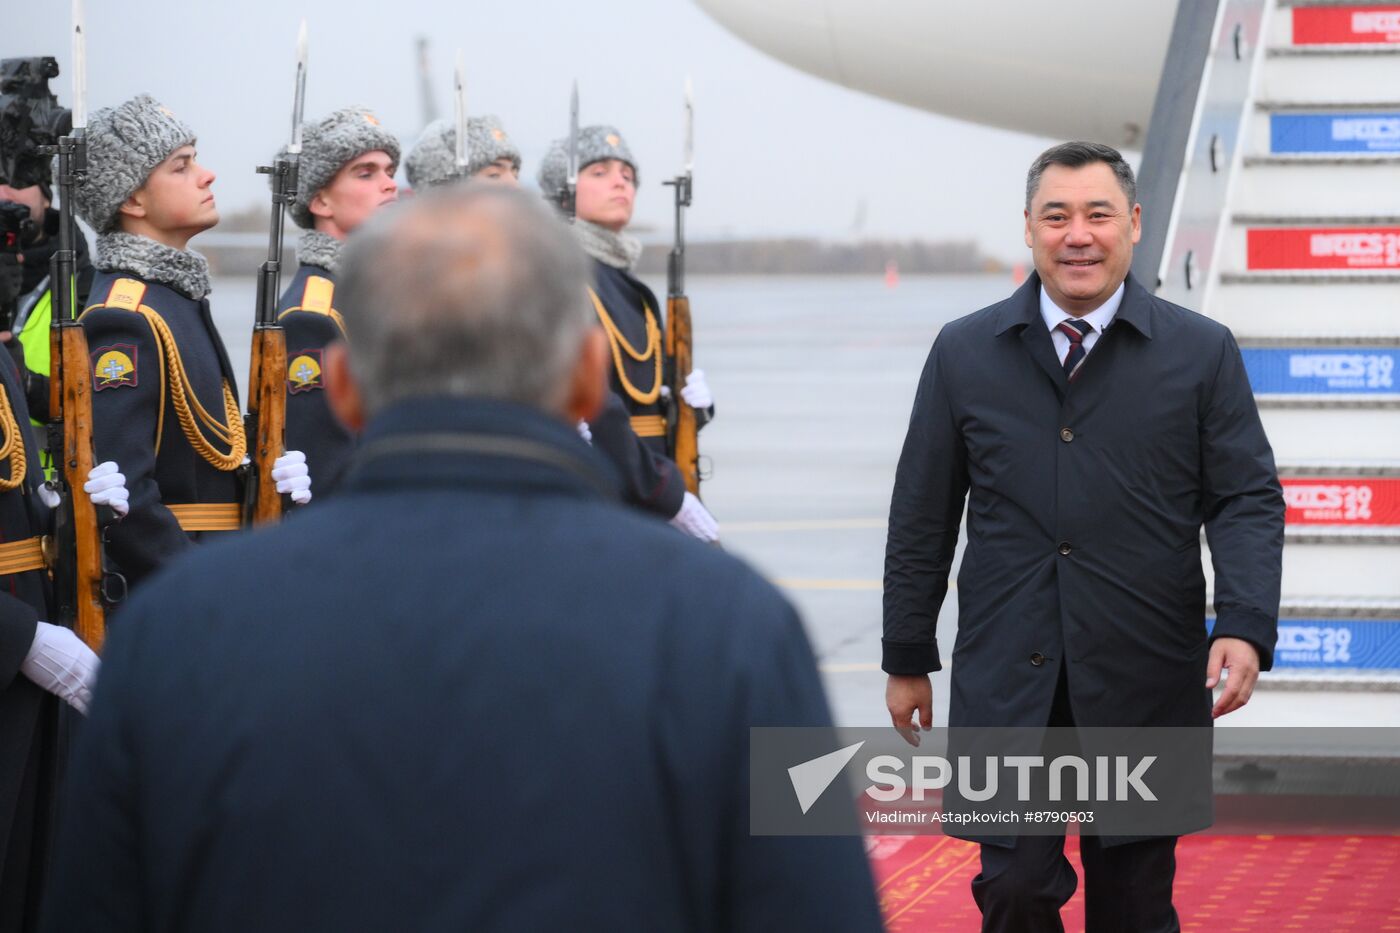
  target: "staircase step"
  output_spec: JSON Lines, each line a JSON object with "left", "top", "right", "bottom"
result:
{"left": 1241, "top": 341, "right": 1399, "bottom": 406}
{"left": 1256, "top": 99, "right": 1400, "bottom": 111}
{"left": 1232, "top": 161, "right": 1400, "bottom": 213}
{"left": 1255, "top": 670, "right": 1400, "bottom": 691}
{"left": 1209, "top": 277, "right": 1400, "bottom": 338}
{"left": 1244, "top": 153, "right": 1400, "bottom": 165}
{"left": 1207, "top": 608, "right": 1400, "bottom": 673}
{"left": 1270, "top": 45, "right": 1400, "bottom": 57}
{"left": 1262, "top": 408, "right": 1400, "bottom": 459}
{"left": 1282, "top": 3, "right": 1400, "bottom": 51}
{"left": 1218, "top": 220, "right": 1400, "bottom": 276}
{"left": 1259, "top": 51, "right": 1400, "bottom": 103}
{"left": 1202, "top": 539, "right": 1400, "bottom": 599}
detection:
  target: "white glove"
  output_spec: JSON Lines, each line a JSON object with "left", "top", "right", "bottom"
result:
{"left": 38, "top": 482, "right": 60, "bottom": 509}
{"left": 272, "top": 450, "right": 312, "bottom": 505}
{"left": 680, "top": 369, "right": 713, "bottom": 410}
{"left": 577, "top": 420, "right": 593, "bottom": 444}
{"left": 21, "top": 621, "right": 100, "bottom": 715}
{"left": 669, "top": 491, "right": 719, "bottom": 543}
{"left": 83, "top": 460, "right": 130, "bottom": 518}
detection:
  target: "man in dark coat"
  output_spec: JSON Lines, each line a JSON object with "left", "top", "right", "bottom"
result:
{"left": 883, "top": 142, "right": 1284, "bottom": 933}
{"left": 43, "top": 185, "right": 883, "bottom": 933}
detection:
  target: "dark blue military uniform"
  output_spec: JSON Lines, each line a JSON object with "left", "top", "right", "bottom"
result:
{"left": 81, "top": 273, "right": 243, "bottom": 587}
{"left": 0, "top": 348, "right": 64, "bottom": 931}
{"left": 586, "top": 261, "right": 689, "bottom": 518}
{"left": 276, "top": 263, "right": 354, "bottom": 496}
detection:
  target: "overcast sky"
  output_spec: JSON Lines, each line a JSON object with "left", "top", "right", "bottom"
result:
{"left": 8, "top": 0, "right": 1067, "bottom": 261}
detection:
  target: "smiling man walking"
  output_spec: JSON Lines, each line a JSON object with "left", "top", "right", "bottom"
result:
{"left": 883, "top": 142, "right": 1285, "bottom": 932}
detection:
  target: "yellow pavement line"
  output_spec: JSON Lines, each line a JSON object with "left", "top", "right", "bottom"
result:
{"left": 725, "top": 518, "right": 886, "bottom": 532}
{"left": 776, "top": 578, "right": 883, "bottom": 591}
{"left": 820, "top": 662, "right": 883, "bottom": 673}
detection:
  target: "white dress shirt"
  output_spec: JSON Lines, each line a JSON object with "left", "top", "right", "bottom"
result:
{"left": 1040, "top": 282, "right": 1125, "bottom": 365}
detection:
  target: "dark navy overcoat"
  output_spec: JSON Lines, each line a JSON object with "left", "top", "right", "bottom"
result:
{"left": 883, "top": 272, "right": 1285, "bottom": 730}
{"left": 43, "top": 397, "right": 882, "bottom": 933}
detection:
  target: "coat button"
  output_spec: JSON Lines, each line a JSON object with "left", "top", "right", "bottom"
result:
{"left": 1058, "top": 542, "right": 1072, "bottom": 556}
{"left": 1060, "top": 428, "right": 1074, "bottom": 443}
{"left": 1030, "top": 652, "right": 1046, "bottom": 666}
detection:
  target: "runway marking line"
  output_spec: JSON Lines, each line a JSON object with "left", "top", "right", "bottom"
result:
{"left": 725, "top": 518, "right": 886, "bottom": 532}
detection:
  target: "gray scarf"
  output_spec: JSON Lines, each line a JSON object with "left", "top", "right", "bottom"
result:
{"left": 571, "top": 219, "right": 643, "bottom": 272}
{"left": 95, "top": 232, "right": 211, "bottom": 300}
{"left": 296, "top": 230, "right": 343, "bottom": 275}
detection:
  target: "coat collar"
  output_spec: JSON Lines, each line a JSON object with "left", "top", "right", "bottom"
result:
{"left": 994, "top": 270, "right": 1153, "bottom": 339}
{"left": 343, "top": 396, "right": 619, "bottom": 501}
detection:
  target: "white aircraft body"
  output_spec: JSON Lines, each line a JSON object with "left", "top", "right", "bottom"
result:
{"left": 695, "top": 0, "right": 1181, "bottom": 147}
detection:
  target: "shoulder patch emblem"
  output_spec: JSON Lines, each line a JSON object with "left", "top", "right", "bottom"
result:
{"left": 93, "top": 344, "right": 138, "bottom": 390}
{"left": 288, "top": 349, "right": 324, "bottom": 394}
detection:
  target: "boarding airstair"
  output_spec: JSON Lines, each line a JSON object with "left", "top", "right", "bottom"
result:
{"left": 1138, "top": 0, "right": 1400, "bottom": 724}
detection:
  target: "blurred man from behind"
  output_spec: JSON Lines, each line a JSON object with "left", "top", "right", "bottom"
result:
{"left": 42, "top": 185, "right": 883, "bottom": 933}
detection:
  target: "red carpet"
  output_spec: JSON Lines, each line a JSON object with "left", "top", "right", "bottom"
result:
{"left": 869, "top": 834, "right": 1400, "bottom": 931}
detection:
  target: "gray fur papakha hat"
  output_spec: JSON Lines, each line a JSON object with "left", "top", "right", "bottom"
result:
{"left": 536, "top": 125, "right": 638, "bottom": 204}
{"left": 405, "top": 116, "right": 522, "bottom": 189}
{"left": 281, "top": 107, "right": 401, "bottom": 228}
{"left": 74, "top": 94, "right": 196, "bottom": 233}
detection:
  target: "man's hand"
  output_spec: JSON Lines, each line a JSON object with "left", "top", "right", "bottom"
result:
{"left": 272, "top": 450, "right": 312, "bottom": 505}
{"left": 886, "top": 673, "right": 933, "bottom": 747}
{"left": 1206, "top": 637, "right": 1260, "bottom": 719}
{"left": 22, "top": 621, "right": 100, "bottom": 714}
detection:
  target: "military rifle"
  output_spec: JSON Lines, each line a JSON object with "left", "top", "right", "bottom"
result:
{"left": 243, "top": 20, "right": 306, "bottom": 526}
{"left": 663, "top": 80, "right": 701, "bottom": 496}
{"left": 48, "top": 0, "right": 116, "bottom": 651}
{"left": 453, "top": 50, "right": 468, "bottom": 180}
{"left": 563, "top": 81, "right": 579, "bottom": 217}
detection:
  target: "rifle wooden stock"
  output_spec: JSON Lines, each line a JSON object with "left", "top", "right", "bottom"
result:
{"left": 665, "top": 294, "right": 701, "bottom": 496}
{"left": 244, "top": 323, "right": 287, "bottom": 525}
{"left": 52, "top": 321, "right": 105, "bottom": 651}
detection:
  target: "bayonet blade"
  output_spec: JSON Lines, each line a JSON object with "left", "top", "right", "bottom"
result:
{"left": 683, "top": 76, "right": 693, "bottom": 175}
{"left": 566, "top": 80, "right": 579, "bottom": 189}
{"left": 71, "top": 0, "right": 86, "bottom": 129}
{"left": 288, "top": 19, "right": 308, "bottom": 154}
{"left": 454, "top": 50, "right": 467, "bottom": 173}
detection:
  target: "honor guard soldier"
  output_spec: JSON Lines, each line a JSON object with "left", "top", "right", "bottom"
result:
{"left": 0, "top": 331, "right": 127, "bottom": 928}
{"left": 404, "top": 115, "right": 522, "bottom": 189}
{"left": 538, "top": 127, "right": 718, "bottom": 542}
{"left": 73, "top": 95, "right": 310, "bottom": 587}
{"left": 276, "top": 108, "right": 399, "bottom": 495}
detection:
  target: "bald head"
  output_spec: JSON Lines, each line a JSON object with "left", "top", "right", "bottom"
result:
{"left": 336, "top": 184, "right": 596, "bottom": 417}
